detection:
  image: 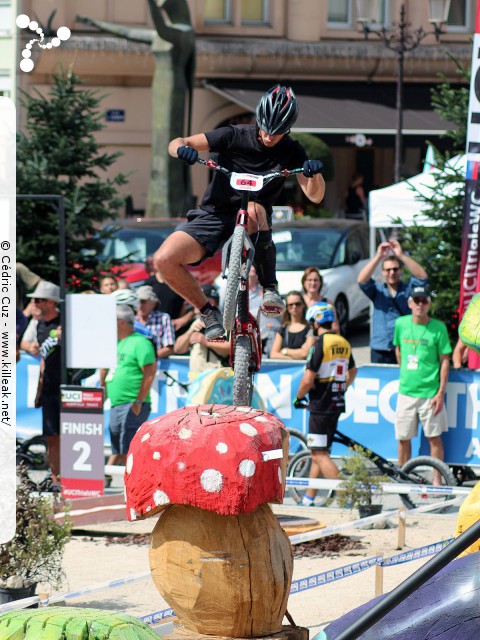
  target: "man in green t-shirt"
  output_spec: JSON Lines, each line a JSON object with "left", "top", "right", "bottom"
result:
{"left": 393, "top": 285, "right": 452, "bottom": 479}
{"left": 102, "top": 305, "right": 157, "bottom": 466}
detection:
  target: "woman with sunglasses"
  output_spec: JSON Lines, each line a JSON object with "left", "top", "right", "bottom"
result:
{"left": 270, "top": 291, "right": 316, "bottom": 360}
{"left": 357, "top": 238, "right": 428, "bottom": 364}
{"left": 301, "top": 266, "right": 340, "bottom": 334}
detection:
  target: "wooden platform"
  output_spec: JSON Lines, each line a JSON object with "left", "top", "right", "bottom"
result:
{"left": 55, "top": 493, "right": 127, "bottom": 526}
{"left": 163, "top": 624, "right": 309, "bottom": 640}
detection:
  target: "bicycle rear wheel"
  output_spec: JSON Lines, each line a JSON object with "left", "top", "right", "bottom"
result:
{"left": 224, "top": 225, "right": 246, "bottom": 333}
{"left": 233, "top": 335, "right": 254, "bottom": 407}
{"left": 400, "top": 456, "right": 457, "bottom": 510}
{"left": 286, "top": 450, "right": 334, "bottom": 507}
{"left": 288, "top": 429, "right": 308, "bottom": 458}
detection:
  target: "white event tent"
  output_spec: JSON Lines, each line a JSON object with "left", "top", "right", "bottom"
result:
{"left": 368, "top": 154, "right": 466, "bottom": 255}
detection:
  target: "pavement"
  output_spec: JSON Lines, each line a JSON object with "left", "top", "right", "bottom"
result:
{"left": 348, "top": 323, "right": 370, "bottom": 366}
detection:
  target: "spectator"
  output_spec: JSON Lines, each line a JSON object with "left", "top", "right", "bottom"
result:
{"left": 98, "top": 273, "right": 118, "bottom": 294}
{"left": 393, "top": 285, "right": 452, "bottom": 482}
{"left": 452, "top": 337, "right": 469, "bottom": 369}
{"left": 19, "top": 304, "right": 42, "bottom": 356}
{"left": 135, "top": 285, "right": 175, "bottom": 359}
{"left": 357, "top": 239, "right": 428, "bottom": 364}
{"left": 294, "top": 302, "right": 357, "bottom": 506}
{"left": 144, "top": 256, "right": 194, "bottom": 336}
{"left": 117, "top": 277, "right": 130, "bottom": 290}
{"left": 344, "top": 173, "right": 367, "bottom": 218}
{"left": 174, "top": 284, "right": 230, "bottom": 374}
{"left": 301, "top": 266, "right": 340, "bottom": 334}
{"left": 270, "top": 291, "right": 316, "bottom": 360}
{"left": 101, "top": 305, "right": 156, "bottom": 466}
{"left": 27, "top": 281, "right": 62, "bottom": 484}
{"left": 248, "top": 265, "right": 263, "bottom": 318}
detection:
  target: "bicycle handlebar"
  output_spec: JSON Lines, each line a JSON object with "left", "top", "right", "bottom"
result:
{"left": 196, "top": 157, "right": 304, "bottom": 183}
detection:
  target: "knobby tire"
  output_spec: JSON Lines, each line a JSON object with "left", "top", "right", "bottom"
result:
{"left": 287, "top": 450, "right": 334, "bottom": 507}
{"left": 233, "top": 335, "right": 254, "bottom": 407}
{"left": 400, "top": 455, "right": 457, "bottom": 510}
{"left": 223, "top": 225, "right": 246, "bottom": 333}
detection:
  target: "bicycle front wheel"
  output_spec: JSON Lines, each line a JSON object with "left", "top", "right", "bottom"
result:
{"left": 286, "top": 450, "right": 334, "bottom": 507}
{"left": 224, "top": 225, "right": 246, "bottom": 333}
{"left": 233, "top": 335, "right": 254, "bottom": 407}
{"left": 400, "top": 456, "right": 457, "bottom": 510}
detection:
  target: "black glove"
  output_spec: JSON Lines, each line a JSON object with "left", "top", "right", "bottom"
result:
{"left": 303, "top": 159, "right": 323, "bottom": 178}
{"left": 177, "top": 145, "right": 198, "bottom": 165}
{"left": 293, "top": 396, "right": 307, "bottom": 409}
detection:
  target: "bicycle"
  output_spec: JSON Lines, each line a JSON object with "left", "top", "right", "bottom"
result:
{"left": 287, "top": 401, "right": 456, "bottom": 510}
{"left": 195, "top": 157, "right": 304, "bottom": 407}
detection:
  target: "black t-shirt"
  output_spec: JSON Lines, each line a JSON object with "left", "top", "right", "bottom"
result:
{"left": 280, "top": 325, "right": 311, "bottom": 349}
{"left": 144, "top": 276, "right": 184, "bottom": 319}
{"left": 203, "top": 125, "right": 308, "bottom": 216}
{"left": 37, "top": 316, "right": 61, "bottom": 394}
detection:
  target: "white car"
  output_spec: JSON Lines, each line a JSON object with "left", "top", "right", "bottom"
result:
{"left": 272, "top": 219, "right": 378, "bottom": 334}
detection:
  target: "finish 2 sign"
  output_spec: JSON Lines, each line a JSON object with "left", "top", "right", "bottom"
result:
{"left": 60, "top": 386, "right": 105, "bottom": 498}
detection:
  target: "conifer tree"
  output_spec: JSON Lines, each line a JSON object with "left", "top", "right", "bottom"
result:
{"left": 16, "top": 68, "right": 128, "bottom": 289}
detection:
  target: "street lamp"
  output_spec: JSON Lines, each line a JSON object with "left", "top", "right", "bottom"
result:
{"left": 355, "top": 1, "right": 451, "bottom": 183}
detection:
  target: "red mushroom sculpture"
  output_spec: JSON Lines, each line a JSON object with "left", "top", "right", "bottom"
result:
{"left": 125, "top": 404, "right": 293, "bottom": 638}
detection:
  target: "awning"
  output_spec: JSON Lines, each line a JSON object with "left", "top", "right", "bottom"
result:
{"left": 206, "top": 83, "right": 452, "bottom": 136}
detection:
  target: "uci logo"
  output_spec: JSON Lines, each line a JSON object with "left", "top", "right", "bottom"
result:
{"left": 61, "top": 390, "right": 82, "bottom": 403}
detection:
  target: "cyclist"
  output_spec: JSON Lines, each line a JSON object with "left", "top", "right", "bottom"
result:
{"left": 155, "top": 85, "right": 326, "bottom": 340}
{"left": 294, "top": 302, "right": 357, "bottom": 506}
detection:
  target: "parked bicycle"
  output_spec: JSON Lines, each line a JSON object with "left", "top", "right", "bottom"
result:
{"left": 195, "top": 157, "right": 303, "bottom": 406}
{"left": 288, "top": 401, "right": 456, "bottom": 509}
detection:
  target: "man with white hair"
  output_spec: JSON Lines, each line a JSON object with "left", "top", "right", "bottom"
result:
{"left": 135, "top": 285, "right": 175, "bottom": 359}
{"left": 104, "top": 305, "right": 156, "bottom": 465}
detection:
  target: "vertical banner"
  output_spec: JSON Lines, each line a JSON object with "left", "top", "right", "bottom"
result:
{"left": 462, "top": 2, "right": 480, "bottom": 368}
{"left": 60, "top": 386, "right": 105, "bottom": 498}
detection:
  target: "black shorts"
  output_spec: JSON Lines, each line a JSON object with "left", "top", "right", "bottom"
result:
{"left": 41, "top": 393, "right": 60, "bottom": 437}
{"left": 176, "top": 208, "right": 271, "bottom": 263}
{"left": 307, "top": 411, "right": 342, "bottom": 451}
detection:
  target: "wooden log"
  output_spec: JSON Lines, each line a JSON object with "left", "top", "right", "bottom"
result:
{"left": 162, "top": 624, "right": 309, "bottom": 640}
{"left": 149, "top": 503, "right": 293, "bottom": 637}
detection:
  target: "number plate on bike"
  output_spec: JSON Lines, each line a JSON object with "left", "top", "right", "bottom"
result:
{"left": 230, "top": 173, "right": 264, "bottom": 192}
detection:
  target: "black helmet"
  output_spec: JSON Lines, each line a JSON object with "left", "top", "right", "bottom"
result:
{"left": 256, "top": 85, "right": 299, "bottom": 135}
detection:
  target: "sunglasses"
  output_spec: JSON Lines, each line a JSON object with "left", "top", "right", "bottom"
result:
{"left": 384, "top": 267, "right": 400, "bottom": 273}
{"left": 305, "top": 278, "right": 321, "bottom": 283}
{"left": 287, "top": 302, "right": 303, "bottom": 308}
{"left": 413, "top": 297, "right": 429, "bottom": 305}
{"left": 33, "top": 298, "right": 47, "bottom": 303}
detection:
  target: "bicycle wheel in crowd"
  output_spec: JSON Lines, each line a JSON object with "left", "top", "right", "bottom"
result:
{"left": 233, "top": 335, "right": 254, "bottom": 407}
{"left": 286, "top": 450, "right": 334, "bottom": 507}
{"left": 223, "top": 225, "right": 246, "bottom": 333}
{"left": 288, "top": 428, "right": 309, "bottom": 458}
{"left": 400, "top": 456, "right": 457, "bottom": 510}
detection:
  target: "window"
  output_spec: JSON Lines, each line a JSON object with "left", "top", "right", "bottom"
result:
{"left": 0, "top": 1, "right": 12, "bottom": 35}
{"left": 328, "top": 1, "right": 386, "bottom": 29}
{"left": 205, "top": 0, "right": 268, "bottom": 26}
{"left": 447, "top": 0, "right": 471, "bottom": 31}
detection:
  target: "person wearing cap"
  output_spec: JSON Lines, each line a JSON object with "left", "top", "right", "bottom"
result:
{"left": 174, "top": 284, "right": 231, "bottom": 375}
{"left": 135, "top": 285, "right": 175, "bottom": 359}
{"left": 293, "top": 302, "right": 357, "bottom": 506}
{"left": 27, "top": 281, "right": 62, "bottom": 483}
{"left": 105, "top": 305, "right": 157, "bottom": 466}
{"left": 357, "top": 238, "right": 428, "bottom": 364}
{"left": 156, "top": 85, "right": 325, "bottom": 342}
{"left": 393, "top": 286, "right": 452, "bottom": 480}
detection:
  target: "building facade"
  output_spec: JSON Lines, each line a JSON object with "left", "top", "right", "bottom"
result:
{"left": 14, "top": 0, "right": 475, "bottom": 216}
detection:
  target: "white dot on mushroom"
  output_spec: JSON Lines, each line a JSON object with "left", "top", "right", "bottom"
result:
{"left": 254, "top": 416, "right": 268, "bottom": 423}
{"left": 239, "top": 459, "right": 256, "bottom": 478}
{"left": 126, "top": 454, "right": 134, "bottom": 474}
{"left": 216, "top": 442, "right": 228, "bottom": 454}
{"left": 178, "top": 428, "right": 192, "bottom": 440}
{"left": 141, "top": 433, "right": 151, "bottom": 442}
{"left": 239, "top": 423, "right": 258, "bottom": 437}
{"left": 278, "top": 467, "right": 283, "bottom": 484}
{"left": 153, "top": 451, "right": 161, "bottom": 460}
{"left": 153, "top": 490, "right": 170, "bottom": 506}
{"left": 130, "top": 508, "right": 137, "bottom": 521}
{"left": 200, "top": 469, "right": 223, "bottom": 493}
{"left": 178, "top": 461, "right": 186, "bottom": 471}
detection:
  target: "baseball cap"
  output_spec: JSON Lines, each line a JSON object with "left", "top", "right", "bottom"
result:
{"left": 136, "top": 285, "right": 159, "bottom": 302}
{"left": 201, "top": 284, "right": 220, "bottom": 301}
{"left": 410, "top": 285, "right": 430, "bottom": 299}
